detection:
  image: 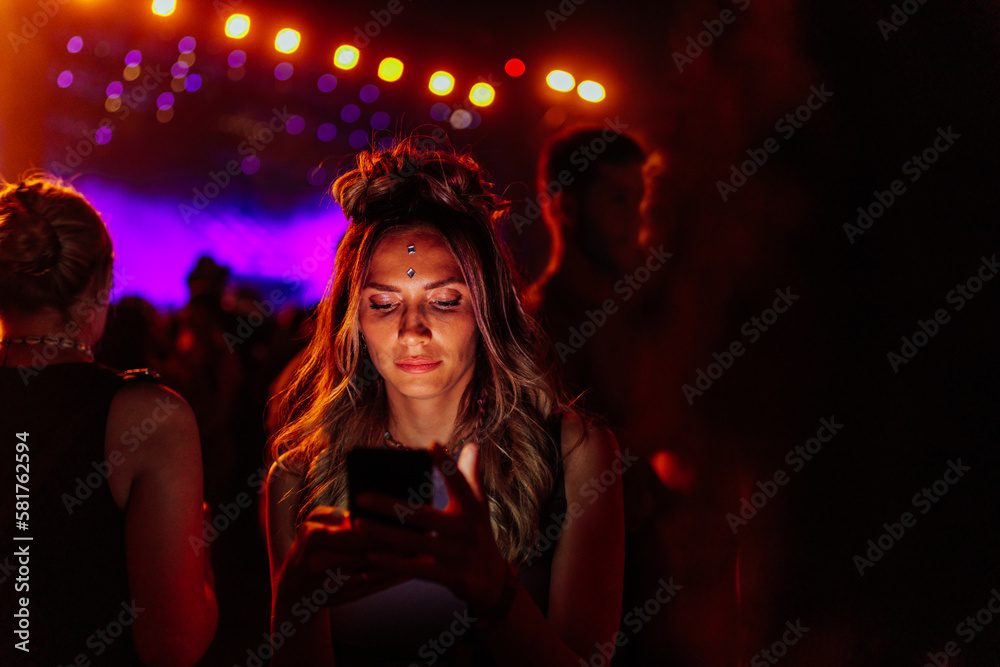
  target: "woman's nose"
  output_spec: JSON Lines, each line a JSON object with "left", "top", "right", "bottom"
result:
{"left": 398, "top": 304, "right": 431, "bottom": 344}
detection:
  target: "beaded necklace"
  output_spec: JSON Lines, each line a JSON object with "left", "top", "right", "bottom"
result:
{"left": 381, "top": 387, "right": 488, "bottom": 457}
{"left": 1, "top": 336, "right": 94, "bottom": 366}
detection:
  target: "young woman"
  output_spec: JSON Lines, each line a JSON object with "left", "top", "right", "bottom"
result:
{"left": 267, "top": 138, "right": 625, "bottom": 666}
{"left": 0, "top": 176, "right": 217, "bottom": 665}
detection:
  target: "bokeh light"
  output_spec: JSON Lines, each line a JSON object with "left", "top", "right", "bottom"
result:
{"left": 95, "top": 127, "right": 112, "bottom": 145}
{"left": 349, "top": 130, "right": 369, "bottom": 149}
{"left": 105, "top": 98, "right": 122, "bottom": 113}
{"left": 307, "top": 166, "right": 327, "bottom": 186}
{"left": 178, "top": 37, "right": 196, "bottom": 54}
{"left": 370, "top": 111, "right": 390, "bottom": 130}
{"left": 317, "top": 74, "right": 337, "bottom": 92}
{"left": 185, "top": 74, "right": 203, "bottom": 92}
{"left": 57, "top": 71, "right": 73, "bottom": 88}
{"left": 378, "top": 57, "right": 404, "bottom": 82}
{"left": 123, "top": 65, "right": 140, "bottom": 81}
{"left": 504, "top": 58, "right": 525, "bottom": 77}
{"left": 157, "top": 108, "right": 174, "bottom": 123}
{"left": 157, "top": 92, "right": 174, "bottom": 110}
{"left": 360, "top": 84, "right": 379, "bottom": 103}
{"left": 106, "top": 81, "right": 123, "bottom": 99}
{"left": 275, "top": 29, "right": 300, "bottom": 54}
{"left": 171, "top": 61, "right": 189, "bottom": 78}
{"left": 341, "top": 104, "right": 360, "bottom": 123}
{"left": 242, "top": 156, "right": 260, "bottom": 175}
{"left": 225, "top": 14, "right": 251, "bottom": 39}
{"left": 449, "top": 109, "right": 472, "bottom": 129}
{"left": 577, "top": 80, "right": 606, "bottom": 103}
{"left": 546, "top": 70, "right": 575, "bottom": 92}
{"left": 125, "top": 50, "right": 142, "bottom": 67}
{"left": 228, "top": 50, "right": 246, "bottom": 68}
{"left": 274, "top": 63, "right": 294, "bottom": 81}
{"left": 334, "top": 45, "right": 359, "bottom": 70}
{"left": 67, "top": 37, "right": 83, "bottom": 54}
{"left": 428, "top": 71, "right": 455, "bottom": 96}
{"left": 430, "top": 103, "right": 450, "bottom": 121}
{"left": 469, "top": 82, "right": 495, "bottom": 107}
{"left": 151, "top": 0, "right": 175, "bottom": 17}
{"left": 317, "top": 123, "right": 337, "bottom": 142}
{"left": 286, "top": 116, "right": 305, "bottom": 135}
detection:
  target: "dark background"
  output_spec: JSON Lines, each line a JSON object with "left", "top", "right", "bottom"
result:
{"left": 1, "top": 0, "right": 997, "bottom": 664}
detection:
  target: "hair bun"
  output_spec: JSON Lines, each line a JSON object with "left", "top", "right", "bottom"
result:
{"left": 332, "top": 136, "right": 506, "bottom": 229}
{"left": 0, "top": 199, "right": 61, "bottom": 276}
{"left": 0, "top": 175, "right": 112, "bottom": 316}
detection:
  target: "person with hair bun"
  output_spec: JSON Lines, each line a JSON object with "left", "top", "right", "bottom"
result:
{"left": 0, "top": 175, "right": 218, "bottom": 665}
{"left": 266, "top": 138, "right": 625, "bottom": 666}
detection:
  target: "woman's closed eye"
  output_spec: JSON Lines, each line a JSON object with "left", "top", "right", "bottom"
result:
{"left": 367, "top": 293, "right": 463, "bottom": 312}
{"left": 431, "top": 294, "right": 462, "bottom": 309}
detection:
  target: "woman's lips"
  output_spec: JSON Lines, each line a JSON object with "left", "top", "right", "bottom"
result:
{"left": 395, "top": 359, "right": 442, "bottom": 374}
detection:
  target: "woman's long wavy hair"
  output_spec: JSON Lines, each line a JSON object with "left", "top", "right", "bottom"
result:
{"left": 271, "top": 136, "right": 580, "bottom": 563}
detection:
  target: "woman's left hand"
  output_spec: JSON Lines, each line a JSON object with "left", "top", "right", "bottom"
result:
{"left": 352, "top": 442, "right": 511, "bottom": 613}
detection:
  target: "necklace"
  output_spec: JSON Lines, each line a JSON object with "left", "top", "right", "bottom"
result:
{"left": 382, "top": 430, "right": 469, "bottom": 457}
{"left": 382, "top": 388, "right": 488, "bottom": 457}
{"left": 0, "top": 336, "right": 94, "bottom": 359}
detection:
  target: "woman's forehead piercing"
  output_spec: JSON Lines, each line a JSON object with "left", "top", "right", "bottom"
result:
{"left": 406, "top": 243, "right": 416, "bottom": 278}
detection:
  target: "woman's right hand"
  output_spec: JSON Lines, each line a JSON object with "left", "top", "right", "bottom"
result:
{"left": 273, "top": 505, "right": 410, "bottom": 612}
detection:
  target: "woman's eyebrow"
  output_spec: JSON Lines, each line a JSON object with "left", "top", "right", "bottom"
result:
{"left": 363, "top": 276, "right": 465, "bottom": 292}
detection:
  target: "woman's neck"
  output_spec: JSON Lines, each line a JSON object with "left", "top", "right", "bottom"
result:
{"left": 385, "top": 392, "right": 464, "bottom": 450}
{"left": 0, "top": 308, "right": 95, "bottom": 367}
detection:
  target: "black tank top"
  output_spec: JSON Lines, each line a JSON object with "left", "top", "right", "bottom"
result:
{"left": 0, "top": 363, "right": 142, "bottom": 665}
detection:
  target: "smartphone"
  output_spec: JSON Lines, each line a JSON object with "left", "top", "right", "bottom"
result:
{"left": 346, "top": 448, "right": 434, "bottom": 529}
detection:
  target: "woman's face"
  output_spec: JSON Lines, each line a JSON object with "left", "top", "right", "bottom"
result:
{"left": 359, "top": 226, "right": 479, "bottom": 404}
